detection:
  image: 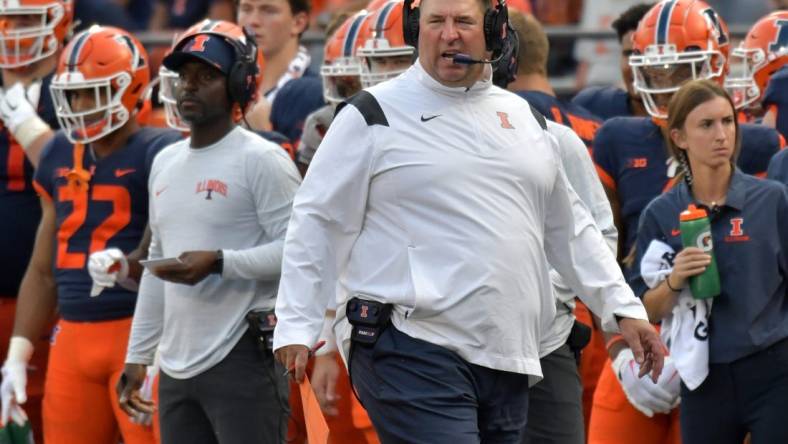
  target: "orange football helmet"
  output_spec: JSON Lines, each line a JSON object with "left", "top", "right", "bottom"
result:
{"left": 367, "top": 0, "right": 393, "bottom": 10}
{"left": 51, "top": 26, "right": 149, "bottom": 143}
{"left": 629, "top": 0, "right": 730, "bottom": 119}
{"left": 0, "top": 0, "right": 72, "bottom": 68}
{"left": 726, "top": 11, "right": 788, "bottom": 110}
{"left": 321, "top": 11, "right": 370, "bottom": 104}
{"left": 358, "top": 1, "right": 415, "bottom": 88}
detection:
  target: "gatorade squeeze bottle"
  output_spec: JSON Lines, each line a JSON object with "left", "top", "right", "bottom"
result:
{"left": 679, "top": 204, "right": 721, "bottom": 299}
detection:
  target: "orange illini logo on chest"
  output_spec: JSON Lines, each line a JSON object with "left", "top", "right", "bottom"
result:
{"left": 195, "top": 179, "right": 228, "bottom": 199}
{"left": 497, "top": 112, "right": 515, "bottom": 129}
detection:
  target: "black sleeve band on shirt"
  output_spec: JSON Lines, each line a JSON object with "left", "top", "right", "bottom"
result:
{"left": 335, "top": 91, "right": 389, "bottom": 127}
{"left": 529, "top": 103, "right": 547, "bottom": 130}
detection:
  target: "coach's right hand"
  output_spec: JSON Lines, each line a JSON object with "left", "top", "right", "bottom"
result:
{"left": 1, "top": 337, "right": 32, "bottom": 426}
{"left": 117, "top": 363, "right": 154, "bottom": 417}
{"left": 275, "top": 345, "right": 309, "bottom": 383}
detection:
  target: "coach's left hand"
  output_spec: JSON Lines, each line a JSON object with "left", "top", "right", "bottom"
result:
{"left": 618, "top": 317, "right": 665, "bottom": 383}
{"left": 152, "top": 251, "right": 218, "bottom": 285}
{"left": 275, "top": 345, "right": 309, "bottom": 383}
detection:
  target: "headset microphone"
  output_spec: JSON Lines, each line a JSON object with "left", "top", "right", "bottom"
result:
{"left": 451, "top": 52, "right": 504, "bottom": 65}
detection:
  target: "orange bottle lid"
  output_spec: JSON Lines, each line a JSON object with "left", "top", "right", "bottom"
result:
{"left": 680, "top": 204, "right": 708, "bottom": 221}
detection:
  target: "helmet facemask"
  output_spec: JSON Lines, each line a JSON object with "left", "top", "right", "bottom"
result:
{"left": 0, "top": 3, "right": 65, "bottom": 68}
{"left": 51, "top": 71, "right": 133, "bottom": 143}
{"left": 630, "top": 44, "right": 725, "bottom": 119}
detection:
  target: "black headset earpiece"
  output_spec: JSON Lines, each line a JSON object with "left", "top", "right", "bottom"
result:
{"left": 402, "top": 0, "right": 420, "bottom": 48}
{"left": 402, "top": 0, "right": 509, "bottom": 55}
{"left": 226, "top": 27, "right": 259, "bottom": 111}
{"left": 483, "top": 0, "right": 509, "bottom": 54}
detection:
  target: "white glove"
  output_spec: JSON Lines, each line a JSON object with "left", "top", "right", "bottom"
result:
{"left": 0, "top": 83, "right": 37, "bottom": 133}
{"left": 88, "top": 248, "right": 129, "bottom": 297}
{"left": 612, "top": 348, "right": 680, "bottom": 417}
{"left": 1, "top": 337, "right": 33, "bottom": 427}
{"left": 0, "top": 81, "right": 50, "bottom": 151}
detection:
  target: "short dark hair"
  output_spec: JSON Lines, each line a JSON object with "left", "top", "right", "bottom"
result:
{"left": 611, "top": 3, "right": 653, "bottom": 42}
{"left": 288, "top": 0, "right": 310, "bottom": 15}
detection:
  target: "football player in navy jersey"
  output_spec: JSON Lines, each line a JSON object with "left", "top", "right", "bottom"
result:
{"left": 571, "top": 3, "right": 652, "bottom": 120}
{"left": 506, "top": 10, "right": 601, "bottom": 151}
{"left": 0, "top": 0, "right": 73, "bottom": 436}
{"left": 768, "top": 136, "right": 788, "bottom": 185}
{"left": 725, "top": 11, "right": 788, "bottom": 123}
{"left": 589, "top": 2, "right": 784, "bottom": 444}
{"left": 763, "top": 65, "right": 788, "bottom": 140}
{"left": 295, "top": 9, "right": 372, "bottom": 174}
{"left": 1, "top": 26, "right": 181, "bottom": 444}
{"left": 268, "top": 75, "right": 324, "bottom": 146}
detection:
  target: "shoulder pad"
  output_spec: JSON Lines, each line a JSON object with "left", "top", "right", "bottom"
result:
{"left": 335, "top": 91, "right": 389, "bottom": 127}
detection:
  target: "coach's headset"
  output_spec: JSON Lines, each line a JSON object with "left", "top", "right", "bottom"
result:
{"left": 173, "top": 26, "right": 260, "bottom": 112}
{"left": 402, "top": 0, "right": 510, "bottom": 57}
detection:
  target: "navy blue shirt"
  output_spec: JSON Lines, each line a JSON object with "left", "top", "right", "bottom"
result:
{"left": 630, "top": 169, "right": 788, "bottom": 363}
{"left": 768, "top": 148, "right": 788, "bottom": 186}
{"left": 571, "top": 85, "right": 633, "bottom": 121}
{"left": 763, "top": 66, "right": 788, "bottom": 142}
{"left": 33, "top": 127, "right": 182, "bottom": 321}
{"left": 515, "top": 90, "right": 602, "bottom": 150}
{"left": 594, "top": 117, "right": 783, "bottom": 270}
{"left": 270, "top": 76, "right": 325, "bottom": 144}
{"left": 0, "top": 74, "right": 59, "bottom": 296}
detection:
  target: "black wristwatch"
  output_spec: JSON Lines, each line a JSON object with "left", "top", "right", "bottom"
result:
{"left": 212, "top": 250, "right": 224, "bottom": 275}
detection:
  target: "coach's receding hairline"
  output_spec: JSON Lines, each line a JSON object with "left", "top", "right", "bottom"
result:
{"left": 417, "top": 0, "right": 491, "bottom": 16}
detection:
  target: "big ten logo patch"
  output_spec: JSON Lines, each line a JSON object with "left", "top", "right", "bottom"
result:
{"left": 195, "top": 179, "right": 228, "bottom": 200}
{"left": 628, "top": 157, "right": 648, "bottom": 168}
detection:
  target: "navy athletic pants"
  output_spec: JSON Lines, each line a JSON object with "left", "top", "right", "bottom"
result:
{"left": 350, "top": 325, "right": 530, "bottom": 444}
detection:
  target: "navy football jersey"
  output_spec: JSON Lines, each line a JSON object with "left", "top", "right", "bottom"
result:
{"left": 594, "top": 117, "right": 783, "bottom": 267}
{"left": 33, "top": 127, "right": 182, "bottom": 321}
{"left": 255, "top": 129, "right": 295, "bottom": 160}
{"left": 763, "top": 65, "right": 788, "bottom": 141}
{"left": 768, "top": 148, "right": 788, "bottom": 186}
{"left": 571, "top": 85, "right": 632, "bottom": 121}
{"left": 516, "top": 90, "right": 602, "bottom": 150}
{"left": 269, "top": 76, "right": 325, "bottom": 144}
{"left": 0, "top": 74, "right": 59, "bottom": 296}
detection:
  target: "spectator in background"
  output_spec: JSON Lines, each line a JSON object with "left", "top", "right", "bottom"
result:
{"left": 73, "top": 0, "right": 153, "bottom": 31}
{"left": 571, "top": 3, "right": 652, "bottom": 120}
{"left": 237, "top": 0, "right": 314, "bottom": 102}
{"left": 531, "top": 0, "right": 583, "bottom": 77}
{"left": 149, "top": 0, "right": 234, "bottom": 30}
{"left": 574, "top": 0, "right": 645, "bottom": 89}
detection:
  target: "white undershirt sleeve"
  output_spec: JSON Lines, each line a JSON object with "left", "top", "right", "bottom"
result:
{"left": 221, "top": 149, "right": 301, "bottom": 281}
